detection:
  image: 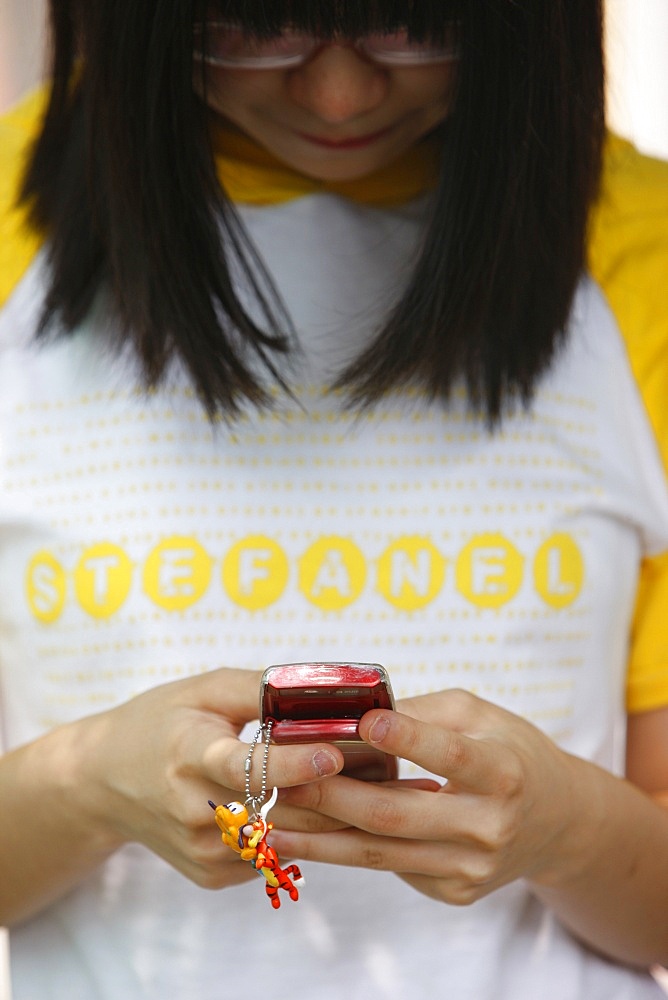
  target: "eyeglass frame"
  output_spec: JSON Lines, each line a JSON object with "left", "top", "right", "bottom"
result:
{"left": 193, "top": 21, "right": 460, "bottom": 70}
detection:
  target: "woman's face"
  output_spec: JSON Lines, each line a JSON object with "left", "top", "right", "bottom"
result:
{"left": 197, "top": 41, "right": 456, "bottom": 182}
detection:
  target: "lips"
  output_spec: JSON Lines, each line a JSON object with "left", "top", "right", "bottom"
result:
{"left": 295, "top": 126, "right": 393, "bottom": 150}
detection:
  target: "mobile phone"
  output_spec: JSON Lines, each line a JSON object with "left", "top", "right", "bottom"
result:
{"left": 260, "top": 661, "right": 398, "bottom": 781}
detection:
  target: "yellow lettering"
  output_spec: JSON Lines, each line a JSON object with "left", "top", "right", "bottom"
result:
{"left": 377, "top": 536, "right": 446, "bottom": 611}
{"left": 143, "top": 536, "right": 212, "bottom": 611}
{"left": 299, "top": 537, "right": 366, "bottom": 611}
{"left": 26, "top": 551, "right": 67, "bottom": 623}
{"left": 222, "top": 536, "right": 289, "bottom": 610}
{"left": 456, "top": 533, "right": 523, "bottom": 609}
{"left": 75, "top": 543, "right": 133, "bottom": 619}
{"left": 534, "top": 533, "right": 584, "bottom": 609}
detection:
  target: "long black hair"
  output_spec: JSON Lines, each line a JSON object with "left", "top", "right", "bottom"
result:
{"left": 20, "top": 0, "right": 605, "bottom": 422}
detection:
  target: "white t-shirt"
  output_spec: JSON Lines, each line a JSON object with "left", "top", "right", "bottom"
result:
{"left": 1, "top": 188, "right": 667, "bottom": 999}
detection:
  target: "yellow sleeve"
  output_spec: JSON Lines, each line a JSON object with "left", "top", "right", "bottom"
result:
{"left": 627, "top": 553, "right": 668, "bottom": 713}
{"left": 0, "top": 88, "right": 48, "bottom": 309}
{"left": 589, "top": 135, "right": 668, "bottom": 714}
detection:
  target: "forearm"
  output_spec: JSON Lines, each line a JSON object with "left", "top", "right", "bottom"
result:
{"left": 529, "top": 756, "right": 668, "bottom": 967}
{"left": 0, "top": 719, "right": 123, "bottom": 927}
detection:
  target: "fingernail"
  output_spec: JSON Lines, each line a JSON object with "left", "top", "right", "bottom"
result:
{"left": 312, "top": 749, "right": 339, "bottom": 777}
{"left": 368, "top": 715, "right": 390, "bottom": 744}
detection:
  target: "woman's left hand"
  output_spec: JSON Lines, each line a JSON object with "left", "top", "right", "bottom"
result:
{"left": 272, "top": 688, "right": 588, "bottom": 905}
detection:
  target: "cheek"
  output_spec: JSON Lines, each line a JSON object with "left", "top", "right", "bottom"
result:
{"left": 403, "top": 65, "right": 458, "bottom": 120}
{"left": 196, "top": 74, "right": 242, "bottom": 119}
{"left": 196, "top": 68, "right": 282, "bottom": 120}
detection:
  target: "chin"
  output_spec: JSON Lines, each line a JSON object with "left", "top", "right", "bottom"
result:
{"left": 295, "top": 162, "right": 385, "bottom": 182}
{"left": 278, "top": 144, "right": 408, "bottom": 183}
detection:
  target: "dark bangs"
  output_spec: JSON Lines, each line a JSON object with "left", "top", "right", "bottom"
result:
{"left": 210, "top": 0, "right": 462, "bottom": 42}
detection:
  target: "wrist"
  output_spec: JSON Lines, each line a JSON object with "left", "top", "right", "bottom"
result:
{"left": 0, "top": 720, "right": 124, "bottom": 926}
{"left": 35, "top": 715, "right": 128, "bottom": 858}
{"left": 527, "top": 752, "right": 610, "bottom": 891}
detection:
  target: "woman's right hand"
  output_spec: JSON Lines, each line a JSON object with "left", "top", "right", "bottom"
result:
{"left": 0, "top": 667, "right": 344, "bottom": 924}
{"left": 74, "top": 668, "right": 345, "bottom": 888}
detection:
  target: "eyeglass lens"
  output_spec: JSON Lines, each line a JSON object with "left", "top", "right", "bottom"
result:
{"left": 194, "top": 23, "right": 459, "bottom": 68}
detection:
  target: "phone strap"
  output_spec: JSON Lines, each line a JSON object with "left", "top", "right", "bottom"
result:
{"left": 208, "top": 720, "right": 304, "bottom": 909}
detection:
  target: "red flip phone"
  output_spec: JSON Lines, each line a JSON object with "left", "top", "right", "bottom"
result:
{"left": 260, "top": 662, "right": 398, "bottom": 781}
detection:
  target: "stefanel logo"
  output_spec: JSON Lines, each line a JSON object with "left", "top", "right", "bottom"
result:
{"left": 25, "top": 531, "right": 584, "bottom": 623}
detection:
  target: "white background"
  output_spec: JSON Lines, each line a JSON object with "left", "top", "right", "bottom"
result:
{"left": 0, "top": 1, "right": 667, "bottom": 998}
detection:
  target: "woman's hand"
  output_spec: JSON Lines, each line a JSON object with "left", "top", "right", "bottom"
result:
{"left": 73, "top": 668, "right": 346, "bottom": 888}
{"left": 271, "top": 688, "right": 592, "bottom": 905}
{"left": 0, "top": 667, "right": 344, "bottom": 924}
{"left": 271, "top": 688, "right": 668, "bottom": 966}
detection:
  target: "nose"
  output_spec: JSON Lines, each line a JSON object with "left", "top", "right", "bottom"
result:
{"left": 287, "top": 45, "right": 389, "bottom": 124}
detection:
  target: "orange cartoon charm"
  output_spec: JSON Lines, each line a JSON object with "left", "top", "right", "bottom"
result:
{"left": 209, "top": 723, "right": 304, "bottom": 908}
{"left": 209, "top": 792, "right": 305, "bottom": 909}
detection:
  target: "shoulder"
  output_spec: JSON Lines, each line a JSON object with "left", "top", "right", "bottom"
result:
{"left": 588, "top": 135, "right": 668, "bottom": 474}
{"left": 590, "top": 133, "right": 668, "bottom": 286}
{"left": 0, "top": 88, "right": 48, "bottom": 310}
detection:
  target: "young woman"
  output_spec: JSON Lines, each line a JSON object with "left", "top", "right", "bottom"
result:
{"left": 1, "top": 1, "right": 667, "bottom": 997}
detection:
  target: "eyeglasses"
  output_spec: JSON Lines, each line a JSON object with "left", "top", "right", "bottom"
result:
{"left": 193, "top": 22, "right": 459, "bottom": 70}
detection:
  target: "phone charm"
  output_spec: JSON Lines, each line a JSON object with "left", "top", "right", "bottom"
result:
{"left": 208, "top": 720, "right": 305, "bottom": 909}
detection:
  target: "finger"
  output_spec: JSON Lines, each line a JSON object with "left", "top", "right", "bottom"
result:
{"left": 384, "top": 778, "right": 442, "bottom": 792}
{"left": 271, "top": 801, "right": 350, "bottom": 834}
{"left": 359, "top": 709, "right": 511, "bottom": 794}
{"left": 202, "top": 737, "right": 345, "bottom": 795}
{"left": 397, "top": 687, "right": 494, "bottom": 734}
{"left": 269, "top": 826, "right": 458, "bottom": 878}
{"left": 170, "top": 667, "right": 264, "bottom": 723}
{"left": 282, "top": 775, "right": 474, "bottom": 843}
{"left": 269, "top": 826, "right": 506, "bottom": 904}
{"left": 195, "top": 778, "right": 349, "bottom": 834}
{"left": 156, "top": 818, "right": 262, "bottom": 891}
